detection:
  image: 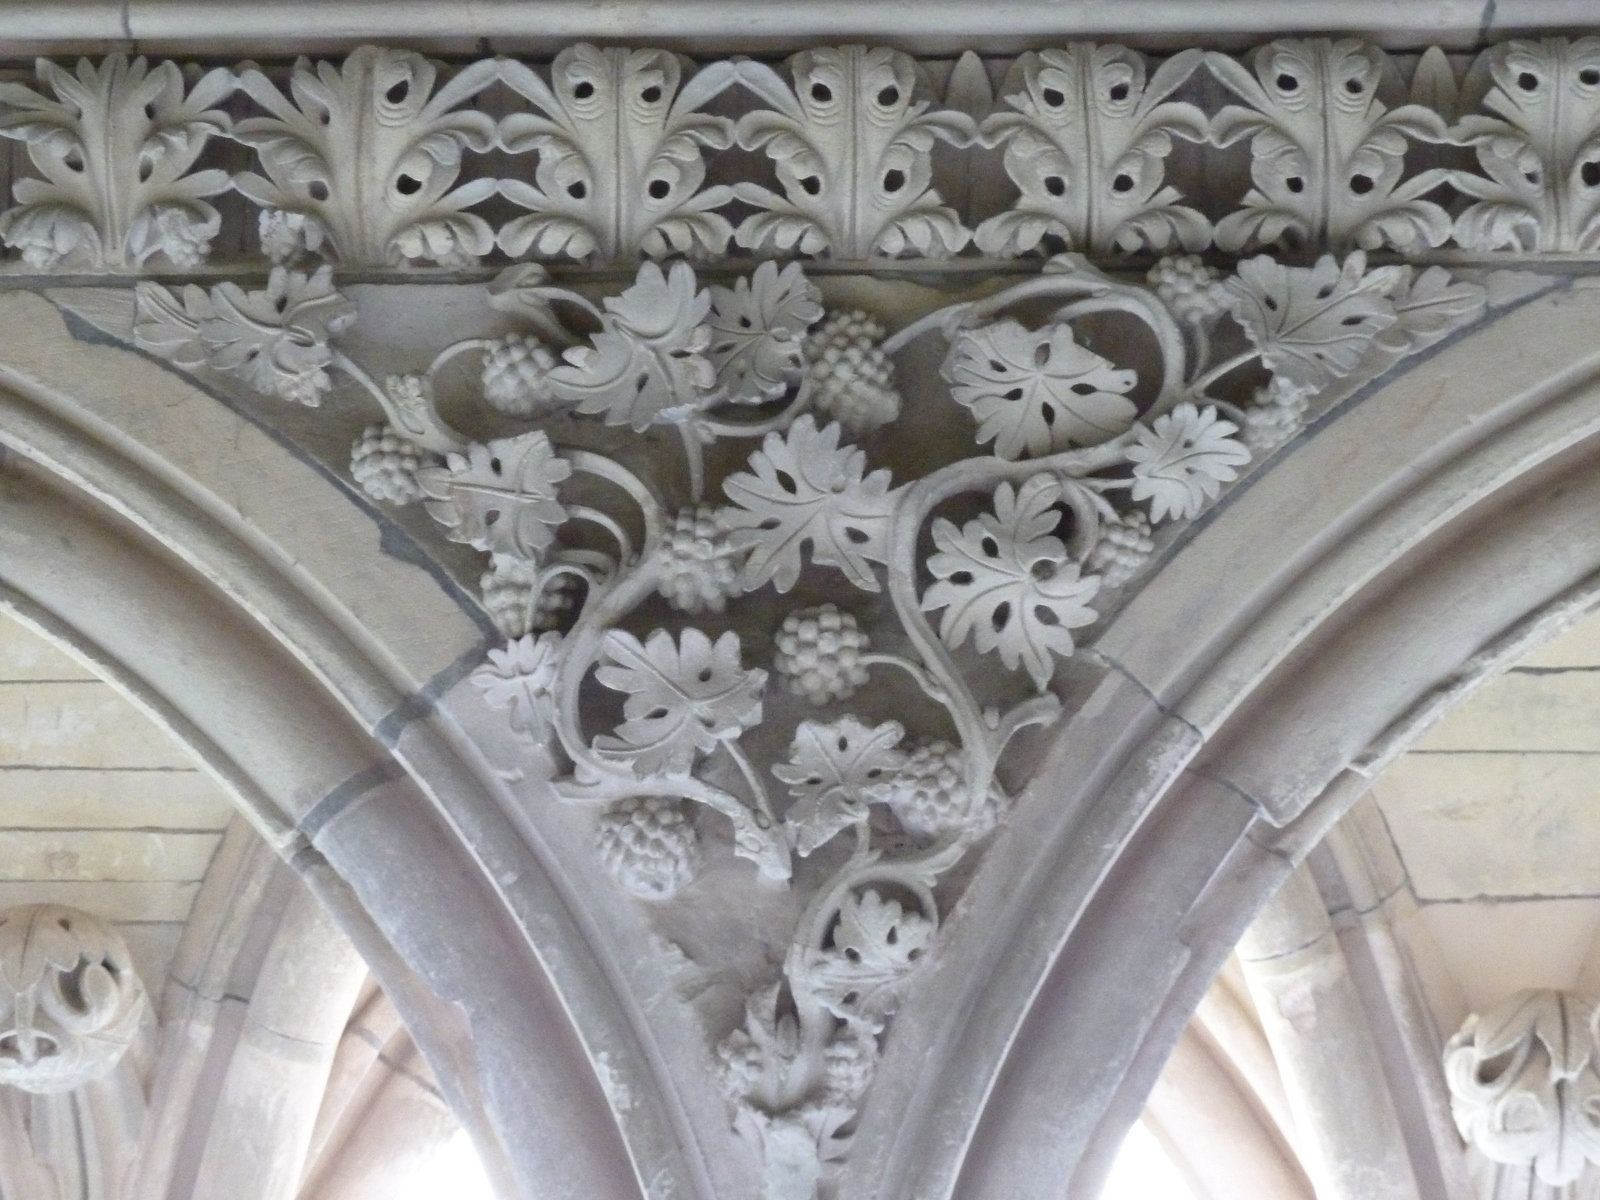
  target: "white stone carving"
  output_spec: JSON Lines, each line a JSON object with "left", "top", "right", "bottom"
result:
{"left": 1446, "top": 989, "right": 1600, "bottom": 1187}
{"left": 5, "top": 40, "right": 1600, "bottom": 269}
{"left": 233, "top": 47, "right": 500, "bottom": 266}
{"left": 0, "top": 905, "right": 146, "bottom": 1095}
{"left": 125, "top": 163, "right": 1489, "bottom": 1200}
{"left": 498, "top": 45, "right": 741, "bottom": 261}
{"left": 1450, "top": 38, "right": 1600, "bottom": 252}
{"left": 975, "top": 46, "right": 1211, "bottom": 256}
{"left": 732, "top": 46, "right": 977, "bottom": 257}
{"left": 0, "top": 55, "right": 233, "bottom": 269}
{"left": 1206, "top": 39, "right": 1453, "bottom": 252}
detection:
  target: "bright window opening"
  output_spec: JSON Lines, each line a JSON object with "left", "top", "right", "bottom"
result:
{"left": 393, "top": 1128, "right": 497, "bottom": 1200}
{"left": 1100, "top": 1120, "right": 1198, "bottom": 1200}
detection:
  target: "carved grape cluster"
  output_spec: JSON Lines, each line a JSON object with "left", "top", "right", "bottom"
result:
{"left": 773, "top": 605, "right": 872, "bottom": 706}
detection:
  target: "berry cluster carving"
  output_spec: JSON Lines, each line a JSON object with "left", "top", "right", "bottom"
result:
{"left": 132, "top": 223, "right": 1486, "bottom": 1196}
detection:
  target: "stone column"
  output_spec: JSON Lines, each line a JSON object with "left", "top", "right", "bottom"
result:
{"left": 1238, "top": 864, "right": 1422, "bottom": 1200}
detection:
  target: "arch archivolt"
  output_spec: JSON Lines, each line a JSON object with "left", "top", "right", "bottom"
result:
{"left": 4, "top": 28, "right": 1600, "bottom": 1200}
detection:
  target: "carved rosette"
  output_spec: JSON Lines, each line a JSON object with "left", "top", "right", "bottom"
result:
{"left": 1446, "top": 990, "right": 1600, "bottom": 1187}
{"left": 0, "top": 905, "right": 146, "bottom": 1095}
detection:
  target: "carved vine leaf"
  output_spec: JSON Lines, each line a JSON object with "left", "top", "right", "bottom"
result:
{"left": 1206, "top": 39, "right": 1452, "bottom": 252}
{"left": 417, "top": 431, "right": 572, "bottom": 558}
{"left": 133, "top": 266, "right": 358, "bottom": 406}
{"left": 801, "top": 889, "right": 933, "bottom": 1030}
{"left": 921, "top": 475, "right": 1100, "bottom": 691}
{"left": 941, "top": 320, "right": 1139, "bottom": 459}
{"left": 1450, "top": 38, "right": 1600, "bottom": 252}
{"left": 233, "top": 47, "right": 499, "bottom": 266}
{"left": 1126, "top": 403, "right": 1252, "bottom": 522}
{"left": 499, "top": 45, "right": 739, "bottom": 261}
{"left": 472, "top": 632, "right": 563, "bottom": 743}
{"left": 733, "top": 46, "right": 977, "bottom": 258}
{"left": 721, "top": 415, "right": 899, "bottom": 593}
{"left": 1376, "top": 265, "right": 1488, "bottom": 353}
{"left": 976, "top": 46, "right": 1210, "bottom": 256}
{"left": 775, "top": 717, "right": 907, "bottom": 856}
{"left": 546, "top": 261, "right": 717, "bottom": 430}
{"left": 0, "top": 55, "right": 233, "bottom": 269}
{"left": 593, "top": 628, "right": 766, "bottom": 776}
{"left": 1223, "top": 251, "right": 1404, "bottom": 389}
{"left": 707, "top": 261, "right": 825, "bottom": 402}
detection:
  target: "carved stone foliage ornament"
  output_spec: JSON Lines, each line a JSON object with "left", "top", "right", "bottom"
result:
{"left": 9, "top": 39, "right": 1600, "bottom": 268}
{"left": 130, "top": 181, "right": 1485, "bottom": 1190}
{"left": 1446, "top": 990, "right": 1600, "bottom": 1187}
{"left": 0, "top": 905, "right": 146, "bottom": 1095}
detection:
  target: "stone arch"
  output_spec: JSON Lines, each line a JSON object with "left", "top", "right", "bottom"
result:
{"left": 5, "top": 270, "right": 1600, "bottom": 1200}
{"left": 848, "top": 278, "right": 1600, "bottom": 1200}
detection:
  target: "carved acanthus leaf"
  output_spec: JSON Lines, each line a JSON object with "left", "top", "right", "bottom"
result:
{"left": 922, "top": 475, "right": 1100, "bottom": 691}
{"left": 1207, "top": 39, "right": 1452, "bottom": 252}
{"left": 733, "top": 46, "right": 977, "bottom": 257}
{"left": 233, "top": 48, "right": 499, "bottom": 265}
{"left": 0, "top": 55, "right": 233, "bottom": 269}
{"left": 499, "top": 45, "right": 739, "bottom": 261}
{"left": 594, "top": 628, "right": 766, "bottom": 776}
{"left": 1450, "top": 38, "right": 1600, "bottom": 251}
{"left": 976, "top": 46, "right": 1210, "bottom": 256}
{"left": 721, "top": 416, "right": 899, "bottom": 593}
{"left": 942, "top": 320, "right": 1139, "bottom": 459}
{"left": 1446, "top": 990, "right": 1600, "bottom": 1187}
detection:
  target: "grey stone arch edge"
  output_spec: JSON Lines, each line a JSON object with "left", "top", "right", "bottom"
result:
{"left": 2, "top": 280, "right": 1600, "bottom": 1200}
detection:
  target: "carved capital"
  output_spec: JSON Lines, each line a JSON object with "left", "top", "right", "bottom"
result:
{"left": 0, "top": 905, "right": 146, "bottom": 1095}
{"left": 1446, "top": 989, "right": 1600, "bottom": 1187}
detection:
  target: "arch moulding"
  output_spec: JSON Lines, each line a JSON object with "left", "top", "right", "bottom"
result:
{"left": 3, "top": 14, "right": 1600, "bottom": 1200}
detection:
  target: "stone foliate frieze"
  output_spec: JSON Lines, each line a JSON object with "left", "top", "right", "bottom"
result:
{"left": 0, "top": 905, "right": 147, "bottom": 1095}
{"left": 131, "top": 240, "right": 1485, "bottom": 1198}
{"left": 15, "top": 40, "right": 1600, "bottom": 268}
{"left": 1446, "top": 990, "right": 1600, "bottom": 1187}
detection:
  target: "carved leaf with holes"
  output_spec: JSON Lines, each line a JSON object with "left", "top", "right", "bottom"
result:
{"left": 1126, "top": 403, "right": 1252, "bottom": 523}
{"left": 800, "top": 889, "right": 933, "bottom": 1030}
{"left": 135, "top": 267, "right": 358, "bottom": 406}
{"left": 721, "top": 415, "right": 899, "bottom": 593}
{"left": 0, "top": 55, "right": 233, "bottom": 269}
{"left": 921, "top": 475, "right": 1100, "bottom": 690}
{"left": 499, "top": 45, "right": 740, "bottom": 261}
{"left": 942, "top": 320, "right": 1139, "bottom": 459}
{"left": 593, "top": 628, "right": 766, "bottom": 776}
{"left": 1450, "top": 38, "right": 1600, "bottom": 251}
{"left": 1224, "top": 251, "right": 1404, "bottom": 388}
{"left": 707, "top": 261, "right": 825, "bottom": 402}
{"left": 1376, "top": 265, "right": 1488, "bottom": 353}
{"left": 233, "top": 47, "right": 499, "bottom": 266}
{"left": 471, "top": 631, "right": 563, "bottom": 743}
{"left": 733, "top": 46, "right": 977, "bottom": 257}
{"left": 775, "top": 718, "right": 906, "bottom": 856}
{"left": 417, "top": 431, "right": 571, "bottom": 558}
{"left": 1206, "top": 39, "right": 1452, "bottom": 252}
{"left": 544, "top": 261, "right": 717, "bottom": 430}
{"left": 976, "top": 45, "right": 1210, "bottom": 256}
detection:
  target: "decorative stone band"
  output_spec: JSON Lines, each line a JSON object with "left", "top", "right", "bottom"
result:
{"left": 8, "top": 38, "right": 1600, "bottom": 270}
{"left": 0, "top": 904, "right": 147, "bottom": 1095}
{"left": 1445, "top": 989, "right": 1600, "bottom": 1188}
